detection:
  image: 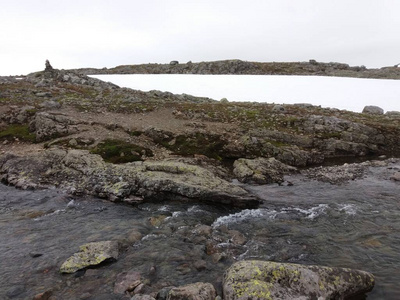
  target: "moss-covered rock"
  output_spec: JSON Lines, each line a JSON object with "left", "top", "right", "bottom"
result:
{"left": 60, "top": 241, "right": 119, "bottom": 273}
{"left": 223, "top": 260, "right": 375, "bottom": 300}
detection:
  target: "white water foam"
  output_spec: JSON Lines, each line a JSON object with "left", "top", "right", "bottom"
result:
{"left": 212, "top": 209, "right": 278, "bottom": 228}
{"left": 338, "top": 204, "right": 357, "bottom": 215}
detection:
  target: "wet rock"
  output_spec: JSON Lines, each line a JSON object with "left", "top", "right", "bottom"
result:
{"left": 127, "top": 230, "right": 143, "bottom": 243}
{"left": 114, "top": 270, "right": 142, "bottom": 294}
{"left": 5, "top": 285, "right": 26, "bottom": 298}
{"left": 193, "top": 260, "right": 207, "bottom": 271}
{"left": 157, "top": 287, "right": 174, "bottom": 300}
{"left": 29, "top": 252, "right": 43, "bottom": 258}
{"left": 233, "top": 157, "right": 297, "bottom": 184}
{"left": 131, "top": 295, "right": 156, "bottom": 300}
{"left": 390, "top": 171, "right": 400, "bottom": 181}
{"left": 60, "top": 241, "right": 119, "bottom": 273}
{"left": 223, "top": 260, "right": 375, "bottom": 300}
{"left": 302, "top": 162, "right": 367, "bottom": 184}
{"left": 362, "top": 105, "right": 384, "bottom": 115}
{"left": 167, "top": 282, "right": 216, "bottom": 300}
{"left": 33, "top": 290, "right": 53, "bottom": 300}
{"left": 228, "top": 230, "right": 247, "bottom": 245}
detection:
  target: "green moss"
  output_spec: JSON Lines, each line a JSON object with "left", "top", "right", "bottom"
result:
{"left": 162, "top": 132, "right": 226, "bottom": 160}
{"left": 90, "top": 139, "right": 153, "bottom": 164}
{"left": 0, "top": 124, "right": 36, "bottom": 142}
{"left": 128, "top": 130, "right": 143, "bottom": 137}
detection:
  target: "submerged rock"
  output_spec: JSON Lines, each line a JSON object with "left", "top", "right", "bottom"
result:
{"left": 60, "top": 241, "right": 119, "bottom": 273}
{"left": 167, "top": 282, "right": 216, "bottom": 300}
{"left": 223, "top": 260, "right": 375, "bottom": 300}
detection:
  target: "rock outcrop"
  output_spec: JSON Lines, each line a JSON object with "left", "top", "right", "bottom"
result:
{"left": 0, "top": 149, "right": 260, "bottom": 208}
{"left": 233, "top": 157, "right": 297, "bottom": 184}
{"left": 71, "top": 59, "right": 400, "bottom": 80}
{"left": 223, "top": 260, "right": 375, "bottom": 299}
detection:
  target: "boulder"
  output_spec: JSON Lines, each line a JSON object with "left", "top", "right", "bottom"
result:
{"left": 223, "top": 260, "right": 375, "bottom": 300}
{"left": 362, "top": 105, "right": 384, "bottom": 115}
{"left": 233, "top": 157, "right": 297, "bottom": 184}
{"left": 272, "top": 105, "right": 286, "bottom": 113}
{"left": 60, "top": 241, "right": 119, "bottom": 273}
{"left": 167, "top": 282, "right": 216, "bottom": 300}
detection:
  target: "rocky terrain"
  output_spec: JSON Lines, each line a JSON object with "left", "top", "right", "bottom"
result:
{"left": 72, "top": 59, "right": 400, "bottom": 79}
{"left": 1, "top": 62, "right": 400, "bottom": 299}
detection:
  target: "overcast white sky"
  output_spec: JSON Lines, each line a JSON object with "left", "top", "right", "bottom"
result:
{"left": 1, "top": 0, "right": 399, "bottom": 75}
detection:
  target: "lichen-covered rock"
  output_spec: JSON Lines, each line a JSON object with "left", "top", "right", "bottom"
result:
{"left": 0, "top": 149, "right": 260, "bottom": 208}
{"left": 233, "top": 157, "right": 297, "bottom": 184}
{"left": 31, "top": 112, "right": 80, "bottom": 142}
{"left": 60, "top": 241, "right": 119, "bottom": 273}
{"left": 223, "top": 260, "right": 375, "bottom": 300}
{"left": 167, "top": 282, "right": 216, "bottom": 300}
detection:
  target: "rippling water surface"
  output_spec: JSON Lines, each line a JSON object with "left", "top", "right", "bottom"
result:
{"left": 0, "top": 162, "right": 399, "bottom": 299}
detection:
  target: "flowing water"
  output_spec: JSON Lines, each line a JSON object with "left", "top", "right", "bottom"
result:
{"left": 0, "top": 161, "right": 399, "bottom": 299}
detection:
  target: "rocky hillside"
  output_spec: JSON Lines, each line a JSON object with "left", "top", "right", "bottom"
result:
{"left": 1, "top": 62, "right": 400, "bottom": 204}
{"left": 72, "top": 59, "right": 400, "bottom": 79}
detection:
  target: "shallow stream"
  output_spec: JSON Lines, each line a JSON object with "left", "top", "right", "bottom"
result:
{"left": 0, "top": 161, "right": 399, "bottom": 299}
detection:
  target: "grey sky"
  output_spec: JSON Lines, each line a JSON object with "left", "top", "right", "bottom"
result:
{"left": 1, "top": 0, "right": 399, "bottom": 75}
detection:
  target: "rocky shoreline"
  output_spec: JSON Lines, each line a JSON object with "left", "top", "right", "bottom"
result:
{"left": 1, "top": 62, "right": 400, "bottom": 299}
{"left": 71, "top": 59, "right": 400, "bottom": 80}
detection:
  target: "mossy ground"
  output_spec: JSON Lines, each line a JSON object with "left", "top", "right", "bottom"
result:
{"left": 0, "top": 124, "right": 36, "bottom": 142}
{"left": 90, "top": 139, "right": 153, "bottom": 164}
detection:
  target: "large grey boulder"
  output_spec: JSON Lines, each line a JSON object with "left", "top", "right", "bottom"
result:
{"left": 223, "top": 260, "right": 375, "bottom": 300}
{"left": 60, "top": 241, "right": 119, "bottom": 273}
{"left": 362, "top": 105, "right": 384, "bottom": 115}
{"left": 167, "top": 282, "right": 216, "bottom": 300}
{"left": 233, "top": 157, "right": 297, "bottom": 184}
{"left": 30, "top": 112, "right": 80, "bottom": 142}
{"left": 0, "top": 149, "right": 260, "bottom": 208}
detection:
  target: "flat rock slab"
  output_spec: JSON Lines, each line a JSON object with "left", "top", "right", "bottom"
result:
{"left": 223, "top": 260, "right": 375, "bottom": 300}
{"left": 60, "top": 241, "right": 119, "bottom": 273}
